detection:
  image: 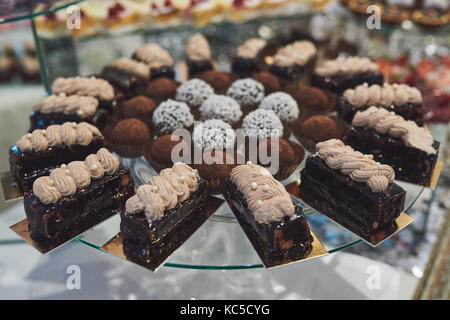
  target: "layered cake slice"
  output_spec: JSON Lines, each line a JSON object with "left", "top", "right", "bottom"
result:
{"left": 10, "top": 122, "right": 104, "bottom": 194}
{"left": 132, "top": 43, "right": 175, "bottom": 80}
{"left": 24, "top": 148, "right": 134, "bottom": 252}
{"left": 224, "top": 163, "right": 313, "bottom": 267}
{"left": 100, "top": 57, "right": 150, "bottom": 95}
{"left": 339, "top": 83, "right": 424, "bottom": 125}
{"left": 311, "top": 57, "right": 384, "bottom": 94}
{"left": 120, "top": 162, "right": 209, "bottom": 270}
{"left": 344, "top": 106, "right": 439, "bottom": 186}
{"left": 30, "top": 93, "right": 109, "bottom": 131}
{"left": 51, "top": 76, "right": 116, "bottom": 110}
{"left": 299, "top": 139, "right": 406, "bottom": 237}
{"left": 269, "top": 40, "right": 317, "bottom": 83}
{"left": 231, "top": 38, "right": 267, "bottom": 77}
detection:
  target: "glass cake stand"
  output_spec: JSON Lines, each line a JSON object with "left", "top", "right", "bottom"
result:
{"left": 73, "top": 151, "right": 424, "bottom": 271}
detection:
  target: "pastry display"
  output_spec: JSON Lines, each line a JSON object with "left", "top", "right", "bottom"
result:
{"left": 143, "top": 134, "right": 190, "bottom": 172}
{"left": 231, "top": 38, "right": 267, "bottom": 77}
{"left": 343, "top": 106, "right": 440, "bottom": 186}
{"left": 175, "top": 78, "right": 215, "bottom": 119}
{"left": 339, "top": 83, "right": 424, "bottom": 126}
{"left": 144, "top": 77, "right": 179, "bottom": 104}
{"left": 269, "top": 40, "right": 317, "bottom": 83}
{"left": 100, "top": 57, "right": 151, "bottom": 95}
{"left": 186, "top": 33, "right": 214, "bottom": 78}
{"left": 199, "top": 94, "right": 243, "bottom": 127}
{"left": 299, "top": 139, "right": 406, "bottom": 237}
{"left": 10, "top": 122, "right": 104, "bottom": 194}
{"left": 198, "top": 70, "right": 233, "bottom": 94}
{"left": 30, "top": 94, "right": 109, "bottom": 131}
{"left": 133, "top": 43, "right": 175, "bottom": 80}
{"left": 224, "top": 163, "right": 313, "bottom": 267}
{"left": 258, "top": 92, "right": 299, "bottom": 137}
{"left": 226, "top": 78, "right": 265, "bottom": 115}
{"left": 120, "top": 162, "right": 208, "bottom": 270}
{"left": 311, "top": 57, "right": 384, "bottom": 94}
{"left": 107, "top": 118, "right": 151, "bottom": 158}
{"left": 152, "top": 99, "right": 195, "bottom": 136}
{"left": 24, "top": 148, "right": 135, "bottom": 252}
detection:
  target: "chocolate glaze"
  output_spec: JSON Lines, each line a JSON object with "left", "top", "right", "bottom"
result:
{"left": 311, "top": 71, "right": 384, "bottom": 94}
{"left": 30, "top": 109, "right": 110, "bottom": 132}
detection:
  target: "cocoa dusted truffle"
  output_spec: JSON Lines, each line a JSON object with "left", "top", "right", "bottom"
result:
{"left": 120, "top": 96, "right": 156, "bottom": 121}
{"left": 257, "top": 137, "right": 305, "bottom": 180}
{"left": 195, "top": 150, "right": 236, "bottom": 194}
{"left": 108, "top": 118, "right": 151, "bottom": 158}
{"left": 293, "top": 86, "right": 331, "bottom": 116}
{"left": 252, "top": 72, "right": 281, "bottom": 95}
{"left": 144, "top": 77, "right": 179, "bottom": 104}
{"left": 295, "top": 115, "right": 342, "bottom": 152}
{"left": 198, "top": 70, "right": 233, "bottom": 94}
{"left": 143, "top": 134, "right": 189, "bottom": 172}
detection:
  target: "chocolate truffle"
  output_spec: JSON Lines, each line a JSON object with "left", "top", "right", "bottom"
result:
{"left": 121, "top": 96, "right": 156, "bottom": 120}
{"left": 300, "top": 115, "right": 340, "bottom": 142}
{"left": 195, "top": 150, "right": 235, "bottom": 194}
{"left": 199, "top": 95, "right": 243, "bottom": 126}
{"left": 293, "top": 86, "right": 330, "bottom": 116}
{"left": 143, "top": 134, "right": 189, "bottom": 171}
{"left": 145, "top": 77, "right": 178, "bottom": 103}
{"left": 252, "top": 72, "right": 281, "bottom": 94}
{"left": 257, "top": 137, "right": 305, "bottom": 180}
{"left": 259, "top": 92, "right": 299, "bottom": 124}
{"left": 109, "top": 118, "right": 151, "bottom": 158}
{"left": 152, "top": 99, "right": 194, "bottom": 136}
{"left": 198, "top": 70, "right": 232, "bottom": 94}
{"left": 175, "top": 78, "right": 214, "bottom": 108}
{"left": 226, "top": 78, "right": 265, "bottom": 109}
{"left": 242, "top": 109, "right": 283, "bottom": 140}
{"left": 193, "top": 119, "right": 236, "bottom": 151}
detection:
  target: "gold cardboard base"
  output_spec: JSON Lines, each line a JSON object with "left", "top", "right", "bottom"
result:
{"left": 0, "top": 171, "right": 21, "bottom": 203}
{"left": 101, "top": 195, "right": 226, "bottom": 272}
{"left": 285, "top": 180, "right": 415, "bottom": 247}
{"left": 9, "top": 218, "right": 52, "bottom": 254}
{"left": 428, "top": 161, "right": 443, "bottom": 190}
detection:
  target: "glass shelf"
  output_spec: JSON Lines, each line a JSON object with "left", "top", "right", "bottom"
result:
{"left": 0, "top": 0, "right": 84, "bottom": 25}
{"left": 74, "top": 152, "right": 424, "bottom": 271}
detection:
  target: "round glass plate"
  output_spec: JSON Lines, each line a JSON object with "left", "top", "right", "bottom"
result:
{"left": 0, "top": 0, "right": 84, "bottom": 25}
{"left": 75, "top": 152, "right": 424, "bottom": 270}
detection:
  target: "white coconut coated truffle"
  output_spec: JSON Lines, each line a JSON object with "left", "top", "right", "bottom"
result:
{"left": 152, "top": 99, "right": 194, "bottom": 134}
{"left": 259, "top": 92, "right": 299, "bottom": 123}
{"left": 226, "top": 78, "right": 265, "bottom": 107}
{"left": 242, "top": 109, "right": 283, "bottom": 140}
{"left": 199, "top": 95, "right": 243, "bottom": 125}
{"left": 193, "top": 119, "right": 236, "bottom": 151}
{"left": 175, "top": 78, "right": 214, "bottom": 107}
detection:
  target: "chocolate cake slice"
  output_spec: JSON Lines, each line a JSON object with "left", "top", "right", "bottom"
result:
{"left": 99, "top": 58, "right": 150, "bottom": 96}
{"left": 24, "top": 148, "right": 134, "bottom": 252}
{"left": 311, "top": 57, "right": 383, "bottom": 94}
{"left": 224, "top": 163, "right": 313, "bottom": 268}
{"left": 343, "top": 106, "right": 439, "bottom": 186}
{"left": 10, "top": 122, "right": 104, "bottom": 194}
{"left": 299, "top": 139, "right": 406, "bottom": 237}
{"left": 268, "top": 40, "right": 317, "bottom": 83}
{"left": 132, "top": 43, "right": 175, "bottom": 80}
{"left": 338, "top": 83, "right": 424, "bottom": 125}
{"left": 120, "top": 163, "right": 208, "bottom": 271}
{"left": 30, "top": 94, "right": 109, "bottom": 131}
{"left": 186, "top": 33, "right": 214, "bottom": 78}
{"left": 231, "top": 38, "right": 267, "bottom": 78}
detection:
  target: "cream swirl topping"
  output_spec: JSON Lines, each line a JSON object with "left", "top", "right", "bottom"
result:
{"left": 187, "top": 33, "right": 211, "bottom": 61}
{"left": 273, "top": 41, "right": 317, "bottom": 67}
{"left": 315, "top": 139, "right": 395, "bottom": 193}
{"left": 236, "top": 38, "right": 267, "bottom": 59}
{"left": 352, "top": 106, "right": 436, "bottom": 154}
{"left": 32, "top": 148, "right": 120, "bottom": 204}
{"left": 229, "top": 163, "right": 295, "bottom": 224}
{"left": 51, "top": 77, "right": 115, "bottom": 101}
{"left": 315, "top": 57, "right": 379, "bottom": 76}
{"left": 112, "top": 58, "right": 150, "bottom": 79}
{"left": 134, "top": 43, "right": 174, "bottom": 69}
{"left": 33, "top": 94, "right": 99, "bottom": 118}
{"left": 343, "top": 83, "right": 423, "bottom": 107}
{"left": 126, "top": 162, "right": 199, "bottom": 223}
{"left": 15, "top": 122, "right": 102, "bottom": 153}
